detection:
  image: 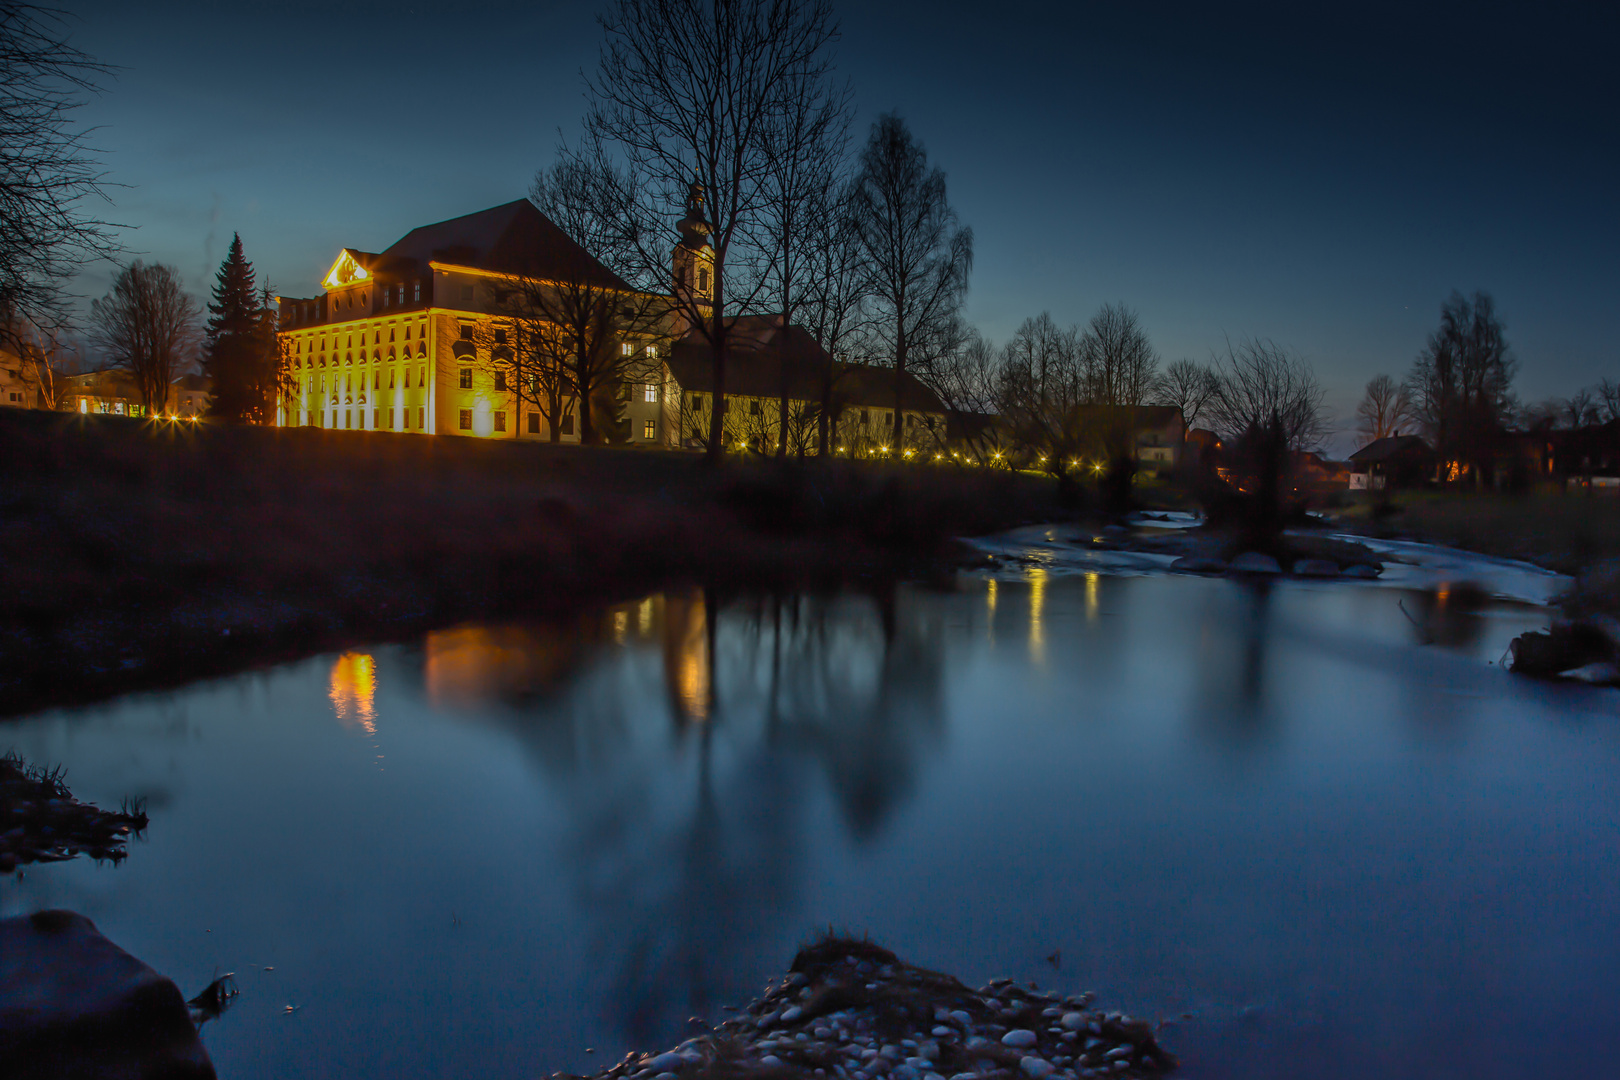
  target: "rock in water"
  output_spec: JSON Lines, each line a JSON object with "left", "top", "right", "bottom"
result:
{"left": 1291, "top": 559, "right": 1340, "bottom": 578}
{"left": 1341, "top": 564, "right": 1381, "bottom": 579}
{"left": 1002, "top": 1029, "right": 1038, "bottom": 1048}
{"left": 0, "top": 910, "right": 216, "bottom": 1080}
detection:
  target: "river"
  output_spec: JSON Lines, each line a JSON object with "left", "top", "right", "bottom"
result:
{"left": 3, "top": 540, "right": 1617, "bottom": 1079}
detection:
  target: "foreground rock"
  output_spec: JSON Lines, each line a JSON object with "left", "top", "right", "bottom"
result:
{"left": 0, "top": 910, "right": 215, "bottom": 1080}
{"left": 553, "top": 939, "right": 1175, "bottom": 1080}
{"left": 1508, "top": 559, "right": 1620, "bottom": 686}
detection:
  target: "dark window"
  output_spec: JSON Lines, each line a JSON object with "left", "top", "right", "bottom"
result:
{"left": 861, "top": 409, "right": 869, "bottom": 423}
{"left": 698, "top": 267, "right": 709, "bottom": 291}
{"left": 459, "top": 368, "right": 472, "bottom": 389}
{"left": 494, "top": 329, "right": 507, "bottom": 345}
{"left": 750, "top": 400, "right": 761, "bottom": 415}
{"left": 560, "top": 414, "right": 575, "bottom": 436}
{"left": 528, "top": 412, "right": 540, "bottom": 434}
{"left": 382, "top": 288, "right": 390, "bottom": 308}
{"left": 413, "top": 281, "right": 421, "bottom": 302}
{"left": 493, "top": 411, "right": 506, "bottom": 432}
{"left": 495, "top": 373, "right": 507, "bottom": 391}
{"left": 459, "top": 323, "right": 473, "bottom": 341}
{"left": 418, "top": 407, "right": 424, "bottom": 429}
{"left": 459, "top": 408, "right": 472, "bottom": 430}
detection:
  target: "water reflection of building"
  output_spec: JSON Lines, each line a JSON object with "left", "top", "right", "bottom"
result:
{"left": 661, "top": 589, "right": 711, "bottom": 724}
{"left": 328, "top": 652, "right": 377, "bottom": 734}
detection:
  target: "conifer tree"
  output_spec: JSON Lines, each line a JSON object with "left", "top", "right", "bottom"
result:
{"left": 203, "top": 233, "right": 269, "bottom": 422}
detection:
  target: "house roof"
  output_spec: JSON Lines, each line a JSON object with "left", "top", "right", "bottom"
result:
{"left": 374, "top": 200, "right": 631, "bottom": 291}
{"left": 1349, "top": 434, "right": 1430, "bottom": 465}
{"left": 667, "top": 319, "right": 947, "bottom": 413}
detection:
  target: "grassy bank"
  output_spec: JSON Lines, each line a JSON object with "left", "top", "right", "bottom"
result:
{"left": 1331, "top": 490, "right": 1620, "bottom": 575}
{"left": 0, "top": 410, "right": 1060, "bottom": 718}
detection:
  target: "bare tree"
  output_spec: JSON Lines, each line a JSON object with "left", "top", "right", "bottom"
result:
{"left": 0, "top": 3, "right": 119, "bottom": 350}
{"left": 995, "top": 312, "right": 1091, "bottom": 477}
{"left": 849, "top": 113, "right": 973, "bottom": 449}
{"left": 1405, "top": 290, "right": 1516, "bottom": 485}
{"left": 759, "top": 53, "right": 851, "bottom": 456}
{"left": 1563, "top": 388, "right": 1599, "bottom": 429}
{"left": 1152, "top": 358, "right": 1217, "bottom": 430}
{"left": 1078, "top": 302, "right": 1157, "bottom": 406}
{"left": 1206, "top": 337, "right": 1328, "bottom": 451}
{"left": 5, "top": 315, "right": 79, "bottom": 409}
{"left": 1354, "top": 373, "right": 1413, "bottom": 445}
{"left": 482, "top": 164, "right": 670, "bottom": 444}
{"left": 87, "top": 261, "right": 200, "bottom": 416}
{"left": 574, "top": 0, "right": 841, "bottom": 462}
{"left": 1595, "top": 378, "right": 1620, "bottom": 424}
{"left": 796, "top": 178, "right": 871, "bottom": 454}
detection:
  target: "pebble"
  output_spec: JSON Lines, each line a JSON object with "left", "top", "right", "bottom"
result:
{"left": 1104, "top": 1046, "right": 1131, "bottom": 1060}
{"left": 949, "top": 1010, "right": 972, "bottom": 1027}
{"left": 1020, "top": 1057, "right": 1055, "bottom": 1079}
{"left": 760, "top": 1058, "right": 782, "bottom": 1068}
{"left": 646, "top": 1053, "right": 683, "bottom": 1072}
{"left": 781, "top": 1006, "right": 804, "bottom": 1022}
{"left": 1060, "top": 1013, "right": 1085, "bottom": 1031}
{"left": 964, "top": 1036, "right": 990, "bottom": 1051}
{"left": 1001, "top": 1029, "right": 1038, "bottom": 1048}
{"left": 930, "top": 1026, "right": 952, "bottom": 1038}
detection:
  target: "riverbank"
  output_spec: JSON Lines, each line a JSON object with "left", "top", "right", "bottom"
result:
{"left": 1328, "top": 490, "right": 1620, "bottom": 576}
{"left": 0, "top": 411, "right": 1061, "bottom": 718}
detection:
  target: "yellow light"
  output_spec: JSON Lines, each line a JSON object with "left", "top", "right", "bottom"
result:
{"left": 838, "top": 446, "right": 846, "bottom": 452}
{"left": 903, "top": 449, "right": 913, "bottom": 457}
{"left": 880, "top": 445, "right": 889, "bottom": 453}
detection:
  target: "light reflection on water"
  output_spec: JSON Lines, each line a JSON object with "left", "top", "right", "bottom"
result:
{"left": 2, "top": 573, "right": 1618, "bottom": 1080}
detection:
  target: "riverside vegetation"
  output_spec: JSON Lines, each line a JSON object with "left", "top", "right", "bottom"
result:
{"left": 0, "top": 410, "right": 1060, "bottom": 716}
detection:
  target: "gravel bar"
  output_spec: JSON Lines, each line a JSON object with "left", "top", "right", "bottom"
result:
{"left": 550, "top": 939, "right": 1175, "bottom": 1080}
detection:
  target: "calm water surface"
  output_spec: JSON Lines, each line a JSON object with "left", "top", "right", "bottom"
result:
{"left": 3, "top": 567, "right": 1618, "bottom": 1080}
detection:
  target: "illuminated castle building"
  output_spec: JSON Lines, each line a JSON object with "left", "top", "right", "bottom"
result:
{"left": 275, "top": 194, "right": 949, "bottom": 453}
{"left": 275, "top": 199, "right": 683, "bottom": 442}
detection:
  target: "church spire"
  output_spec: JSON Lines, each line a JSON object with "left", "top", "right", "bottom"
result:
{"left": 672, "top": 178, "right": 714, "bottom": 315}
{"left": 677, "top": 180, "right": 711, "bottom": 250}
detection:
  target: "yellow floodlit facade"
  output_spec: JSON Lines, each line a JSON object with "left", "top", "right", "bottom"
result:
{"left": 275, "top": 200, "right": 681, "bottom": 444}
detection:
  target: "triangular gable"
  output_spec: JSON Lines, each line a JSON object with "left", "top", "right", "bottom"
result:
{"left": 321, "top": 249, "right": 371, "bottom": 290}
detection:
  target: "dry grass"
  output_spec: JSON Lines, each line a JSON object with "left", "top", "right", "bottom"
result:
{"left": 0, "top": 410, "right": 1059, "bottom": 716}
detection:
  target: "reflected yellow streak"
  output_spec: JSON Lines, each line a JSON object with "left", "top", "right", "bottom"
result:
{"left": 639, "top": 597, "right": 654, "bottom": 635}
{"left": 613, "top": 609, "right": 629, "bottom": 644}
{"left": 663, "top": 591, "right": 711, "bottom": 722}
{"left": 1028, "top": 568, "right": 1046, "bottom": 665}
{"left": 329, "top": 653, "right": 377, "bottom": 735}
{"left": 987, "top": 577, "right": 997, "bottom": 615}
{"left": 1086, "top": 571, "right": 1100, "bottom": 621}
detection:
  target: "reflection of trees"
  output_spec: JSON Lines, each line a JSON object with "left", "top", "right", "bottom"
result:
{"left": 1189, "top": 581, "right": 1277, "bottom": 749}
{"left": 426, "top": 585, "right": 947, "bottom": 1049}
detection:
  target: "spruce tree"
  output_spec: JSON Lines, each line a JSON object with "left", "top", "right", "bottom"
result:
{"left": 203, "top": 233, "right": 266, "bottom": 422}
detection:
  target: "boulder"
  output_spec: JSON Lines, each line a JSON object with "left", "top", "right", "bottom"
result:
{"left": 1508, "top": 624, "right": 1612, "bottom": 679}
{"left": 1228, "top": 552, "right": 1281, "bottom": 575}
{"left": 1170, "top": 556, "right": 1226, "bottom": 574}
{"left": 0, "top": 910, "right": 215, "bottom": 1080}
{"left": 1292, "top": 559, "right": 1340, "bottom": 578}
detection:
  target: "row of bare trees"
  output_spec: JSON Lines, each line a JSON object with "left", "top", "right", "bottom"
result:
{"left": 517, "top": 0, "right": 972, "bottom": 460}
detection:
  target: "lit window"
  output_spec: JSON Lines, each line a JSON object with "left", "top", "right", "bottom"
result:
{"left": 643, "top": 419, "right": 656, "bottom": 440}
{"left": 493, "top": 412, "right": 506, "bottom": 432}
{"left": 459, "top": 368, "right": 472, "bottom": 389}
{"left": 644, "top": 384, "right": 657, "bottom": 403}
{"left": 459, "top": 408, "right": 472, "bottom": 430}
{"left": 647, "top": 345, "right": 658, "bottom": 359}
{"left": 622, "top": 342, "right": 633, "bottom": 356}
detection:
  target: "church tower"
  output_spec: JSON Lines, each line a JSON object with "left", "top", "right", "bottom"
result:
{"left": 672, "top": 180, "right": 714, "bottom": 321}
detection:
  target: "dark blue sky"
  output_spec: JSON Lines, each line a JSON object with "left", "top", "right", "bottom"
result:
{"left": 68, "top": 1, "right": 1618, "bottom": 445}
